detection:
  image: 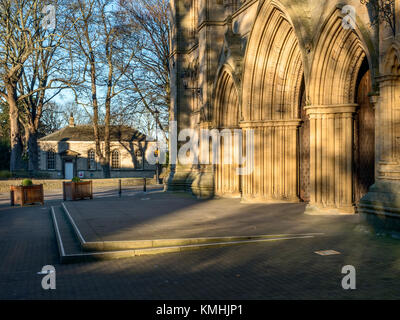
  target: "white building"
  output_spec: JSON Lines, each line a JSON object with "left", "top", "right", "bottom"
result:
{"left": 38, "top": 115, "right": 157, "bottom": 179}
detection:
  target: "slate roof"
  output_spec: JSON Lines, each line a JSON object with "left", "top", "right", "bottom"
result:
{"left": 39, "top": 125, "right": 146, "bottom": 142}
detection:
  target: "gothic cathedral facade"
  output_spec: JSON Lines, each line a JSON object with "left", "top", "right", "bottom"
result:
{"left": 167, "top": 0, "right": 400, "bottom": 221}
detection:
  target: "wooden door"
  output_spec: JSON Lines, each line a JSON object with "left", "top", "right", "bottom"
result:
{"left": 299, "top": 89, "right": 310, "bottom": 202}
{"left": 354, "top": 70, "right": 375, "bottom": 203}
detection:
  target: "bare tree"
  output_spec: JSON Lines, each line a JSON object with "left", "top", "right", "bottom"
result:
{"left": 361, "top": 0, "right": 396, "bottom": 36}
{"left": 39, "top": 101, "right": 89, "bottom": 136}
{"left": 0, "top": 0, "right": 170, "bottom": 173}
{"left": 18, "top": 5, "right": 81, "bottom": 172}
{"left": 66, "top": 0, "right": 135, "bottom": 178}
{"left": 0, "top": 0, "right": 42, "bottom": 171}
{"left": 0, "top": 0, "right": 79, "bottom": 172}
{"left": 118, "top": 0, "right": 170, "bottom": 142}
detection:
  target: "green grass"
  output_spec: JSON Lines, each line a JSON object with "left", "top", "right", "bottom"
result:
{"left": 0, "top": 170, "right": 11, "bottom": 180}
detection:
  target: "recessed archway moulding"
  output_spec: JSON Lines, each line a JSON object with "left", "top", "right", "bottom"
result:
{"left": 377, "top": 42, "right": 400, "bottom": 179}
{"left": 213, "top": 66, "right": 240, "bottom": 197}
{"left": 358, "top": 41, "right": 400, "bottom": 223}
{"left": 306, "top": 9, "right": 369, "bottom": 214}
{"left": 240, "top": 1, "right": 303, "bottom": 203}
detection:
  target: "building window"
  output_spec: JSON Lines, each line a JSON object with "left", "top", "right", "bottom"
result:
{"left": 111, "top": 150, "right": 120, "bottom": 169}
{"left": 47, "top": 149, "right": 56, "bottom": 170}
{"left": 88, "top": 149, "right": 96, "bottom": 170}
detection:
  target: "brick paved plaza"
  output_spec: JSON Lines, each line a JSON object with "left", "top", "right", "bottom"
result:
{"left": 1, "top": 191, "right": 400, "bottom": 300}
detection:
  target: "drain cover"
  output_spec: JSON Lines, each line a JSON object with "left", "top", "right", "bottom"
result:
{"left": 315, "top": 250, "right": 341, "bottom": 256}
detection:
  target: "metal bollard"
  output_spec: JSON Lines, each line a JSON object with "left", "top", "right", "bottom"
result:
{"left": 118, "top": 179, "right": 122, "bottom": 198}
{"left": 143, "top": 178, "right": 147, "bottom": 192}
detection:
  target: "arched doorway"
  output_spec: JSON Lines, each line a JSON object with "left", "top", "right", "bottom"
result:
{"left": 213, "top": 68, "right": 240, "bottom": 197}
{"left": 241, "top": 2, "right": 304, "bottom": 202}
{"left": 306, "top": 8, "right": 371, "bottom": 213}
{"left": 299, "top": 79, "right": 310, "bottom": 202}
{"left": 354, "top": 58, "right": 375, "bottom": 203}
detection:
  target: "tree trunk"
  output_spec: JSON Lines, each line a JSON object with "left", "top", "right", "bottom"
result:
{"left": 103, "top": 97, "right": 111, "bottom": 179}
{"left": 102, "top": 151, "right": 111, "bottom": 178}
{"left": 101, "top": 162, "right": 111, "bottom": 179}
{"left": 89, "top": 54, "right": 110, "bottom": 178}
{"left": 7, "top": 84, "right": 23, "bottom": 172}
{"left": 27, "top": 127, "right": 39, "bottom": 173}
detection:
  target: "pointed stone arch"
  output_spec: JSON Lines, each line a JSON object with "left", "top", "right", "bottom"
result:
{"left": 308, "top": 9, "right": 367, "bottom": 105}
{"left": 213, "top": 65, "right": 241, "bottom": 197}
{"left": 239, "top": 0, "right": 304, "bottom": 202}
{"left": 378, "top": 42, "right": 400, "bottom": 173}
{"left": 242, "top": 0, "right": 304, "bottom": 121}
{"left": 213, "top": 65, "right": 240, "bottom": 128}
{"left": 359, "top": 41, "right": 400, "bottom": 221}
{"left": 305, "top": 8, "right": 373, "bottom": 214}
{"left": 383, "top": 42, "right": 400, "bottom": 76}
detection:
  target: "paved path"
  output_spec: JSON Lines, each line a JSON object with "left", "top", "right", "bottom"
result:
{"left": 64, "top": 191, "right": 360, "bottom": 242}
{"left": 0, "top": 193, "right": 400, "bottom": 299}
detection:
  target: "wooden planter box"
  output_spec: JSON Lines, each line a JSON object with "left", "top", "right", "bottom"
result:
{"left": 63, "top": 181, "right": 93, "bottom": 201}
{"left": 10, "top": 185, "right": 44, "bottom": 206}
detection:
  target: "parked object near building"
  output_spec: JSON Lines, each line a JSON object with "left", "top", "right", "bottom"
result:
{"left": 63, "top": 179, "right": 93, "bottom": 201}
{"left": 10, "top": 180, "right": 44, "bottom": 206}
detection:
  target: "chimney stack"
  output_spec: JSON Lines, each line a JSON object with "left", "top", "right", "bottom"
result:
{"left": 69, "top": 113, "right": 75, "bottom": 127}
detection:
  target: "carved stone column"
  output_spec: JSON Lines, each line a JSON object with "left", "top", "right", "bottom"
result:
{"left": 240, "top": 120, "right": 301, "bottom": 203}
{"left": 305, "top": 105, "right": 357, "bottom": 214}
{"left": 189, "top": 121, "right": 215, "bottom": 198}
{"left": 376, "top": 75, "right": 400, "bottom": 173}
{"left": 214, "top": 126, "right": 241, "bottom": 198}
{"left": 359, "top": 73, "right": 400, "bottom": 226}
{"left": 191, "top": 164, "right": 215, "bottom": 198}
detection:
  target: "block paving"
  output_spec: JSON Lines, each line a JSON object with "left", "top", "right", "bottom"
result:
{"left": 0, "top": 193, "right": 400, "bottom": 300}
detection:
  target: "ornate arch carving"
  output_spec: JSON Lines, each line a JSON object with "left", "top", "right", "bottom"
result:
{"left": 241, "top": 0, "right": 304, "bottom": 121}
{"left": 377, "top": 41, "right": 400, "bottom": 170}
{"left": 213, "top": 66, "right": 240, "bottom": 128}
{"left": 309, "top": 9, "right": 368, "bottom": 105}
{"left": 383, "top": 41, "right": 400, "bottom": 76}
{"left": 212, "top": 65, "right": 241, "bottom": 197}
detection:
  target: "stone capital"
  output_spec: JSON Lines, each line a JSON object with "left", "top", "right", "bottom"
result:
{"left": 212, "top": 125, "right": 240, "bottom": 131}
{"left": 199, "top": 121, "right": 213, "bottom": 130}
{"left": 377, "top": 75, "right": 400, "bottom": 87}
{"left": 239, "top": 119, "right": 302, "bottom": 128}
{"left": 305, "top": 104, "right": 358, "bottom": 116}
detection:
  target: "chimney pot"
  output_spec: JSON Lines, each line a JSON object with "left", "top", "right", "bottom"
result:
{"left": 69, "top": 113, "right": 75, "bottom": 127}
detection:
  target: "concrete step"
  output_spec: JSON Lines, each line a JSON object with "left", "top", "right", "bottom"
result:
{"left": 51, "top": 206, "right": 87, "bottom": 263}
{"left": 51, "top": 206, "right": 84, "bottom": 254}
{"left": 52, "top": 204, "right": 323, "bottom": 264}
{"left": 51, "top": 205, "right": 148, "bottom": 263}
{"left": 52, "top": 204, "right": 320, "bottom": 264}
{"left": 61, "top": 201, "right": 322, "bottom": 252}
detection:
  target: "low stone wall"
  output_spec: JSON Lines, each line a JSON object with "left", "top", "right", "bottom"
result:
{"left": 0, "top": 178, "right": 157, "bottom": 193}
{"left": 35, "top": 169, "right": 156, "bottom": 180}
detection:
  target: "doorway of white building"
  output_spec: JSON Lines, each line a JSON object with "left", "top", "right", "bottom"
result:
{"left": 65, "top": 162, "right": 74, "bottom": 180}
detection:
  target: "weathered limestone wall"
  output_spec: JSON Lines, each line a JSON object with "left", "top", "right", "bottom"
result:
{"left": 169, "top": 0, "right": 400, "bottom": 221}
{"left": 240, "top": 120, "right": 300, "bottom": 203}
{"left": 305, "top": 105, "right": 357, "bottom": 213}
{"left": 359, "top": 33, "right": 400, "bottom": 224}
